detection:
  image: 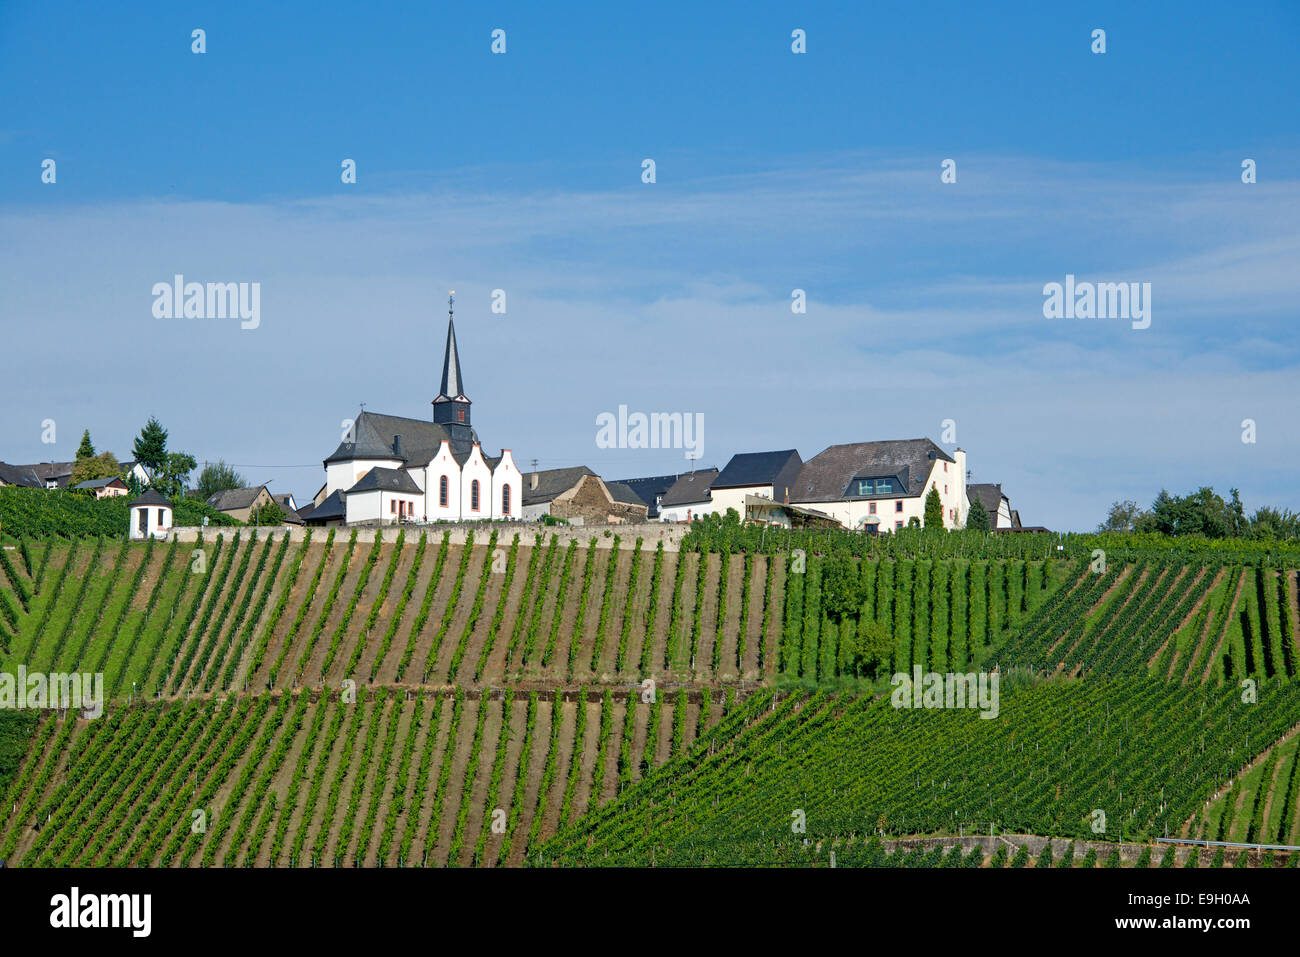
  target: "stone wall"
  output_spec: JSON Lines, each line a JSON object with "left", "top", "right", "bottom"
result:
{"left": 169, "top": 520, "right": 687, "bottom": 551}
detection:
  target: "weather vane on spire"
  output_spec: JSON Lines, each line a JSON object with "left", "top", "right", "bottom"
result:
{"left": 448, "top": 290, "right": 455, "bottom": 318}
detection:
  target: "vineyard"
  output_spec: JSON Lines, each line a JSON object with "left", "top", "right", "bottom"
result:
{"left": 0, "top": 531, "right": 792, "bottom": 697}
{"left": 0, "top": 486, "right": 237, "bottom": 540}
{"left": 536, "top": 678, "right": 1300, "bottom": 866}
{"left": 0, "top": 687, "right": 726, "bottom": 866}
{"left": 0, "top": 529, "right": 1298, "bottom": 867}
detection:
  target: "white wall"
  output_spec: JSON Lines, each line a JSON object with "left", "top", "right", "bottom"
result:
{"left": 710, "top": 484, "right": 771, "bottom": 520}
{"left": 491, "top": 449, "right": 522, "bottom": 520}
{"left": 425, "top": 441, "right": 462, "bottom": 521}
{"left": 801, "top": 458, "right": 970, "bottom": 532}
{"left": 326, "top": 458, "right": 401, "bottom": 498}
{"left": 460, "top": 445, "right": 493, "bottom": 519}
{"left": 658, "top": 499, "right": 710, "bottom": 523}
{"left": 130, "top": 504, "right": 172, "bottom": 540}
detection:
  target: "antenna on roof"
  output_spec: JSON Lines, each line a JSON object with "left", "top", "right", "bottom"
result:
{"left": 686, "top": 453, "right": 698, "bottom": 475}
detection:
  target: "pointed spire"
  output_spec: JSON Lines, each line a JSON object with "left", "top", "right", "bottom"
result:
{"left": 433, "top": 291, "right": 472, "bottom": 427}
{"left": 438, "top": 292, "right": 465, "bottom": 400}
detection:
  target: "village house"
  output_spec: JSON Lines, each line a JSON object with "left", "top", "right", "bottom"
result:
{"left": 657, "top": 469, "right": 719, "bottom": 523}
{"left": 790, "top": 439, "right": 968, "bottom": 532}
{"left": 521, "top": 466, "right": 648, "bottom": 524}
{"left": 967, "top": 483, "right": 1018, "bottom": 530}
{"left": 0, "top": 463, "right": 42, "bottom": 488}
{"left": 608, "top": 473, "right": 686, "bottom": 520}
{"left": 73, "top": 476, "right": 129, "bottom": 499}
{"left": 206, "top": 485, "right": 275, "bottom": 523}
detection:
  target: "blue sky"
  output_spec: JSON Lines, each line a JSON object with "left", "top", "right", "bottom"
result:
{"left": 2, "top": 1, "right": 1298, "bottom": 528}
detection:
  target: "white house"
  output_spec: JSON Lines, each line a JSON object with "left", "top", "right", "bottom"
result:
{"left": 321, "top": 302, "right": 522, "bottom": 525}
{"left": 790, "top": 439, "right": 968, "bottom": 532}
{"left": 968, "top": 483, "right": 1017, "bottom": 529}
{"left": 657, "top": 469, "right": 719, "bottom": 523}
{"left": 129, "top": 489, "right": 173, "bottom": 540}
{"left": 705, "top": 449, "right": 803, "bottom": 520}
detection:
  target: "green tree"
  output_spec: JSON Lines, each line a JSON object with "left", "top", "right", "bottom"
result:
{"left": 154, "top": 452, "right": 198, "bottom": 498}
{"left": 923, "top": 486, "right": 944, "bottom": 529}
{"left": 132, "top": 416, "right": 169, "bottom": 474}
{"left": 76, "top": 429, "right": 96, "bottom": 461}
{"left": 1099, "top": 499, "right": 1145, "bottom": 532}
{"left": 821, "top": 555, "right": 864, "bottom": 621}
{"left": 194, "top": 460, "right": 247, "bottom": 502}
{"left": 966, "top": 496, "right": 990, "bottom": 532}
{"left": 846, "top": 617, "right": 893, "bottom": 678}
{"left": 69, "top": 451, "right": 121, "bottom": 489}
{"left": 248, "top": 501, "right": 286, "bottom": 526}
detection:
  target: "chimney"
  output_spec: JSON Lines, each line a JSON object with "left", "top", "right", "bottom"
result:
{"left": 530, "top": 471, "right": 538, "bottom": 491}
{"left": 783, "top": 486, "right": 789, "bottom": 505}
{"left": 393, "top": 434, "right": 403, "bottom": 459}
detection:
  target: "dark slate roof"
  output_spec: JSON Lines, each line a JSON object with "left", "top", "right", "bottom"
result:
{"left": 791, "top": 439, "right": 954, "bottom": 504}
{"left": 606, "top": 481, "right": 649, "bottom": 509}
{"left": 306, "top": 490, "right": 346, "bottom": 523}
{"left": 967, "top": 483, "right": 1007, "bottom": 516}
{"left": 130, "top": 489, "right": 172, "bottom": 508}
{"left": 608, "top": 473, "right": 686, "bottom": 517}
{"left": 271, "top": 493, "right": 296, "bottom": 509}
{"left": 207, "top": 486, "right": 268, "bottom": 512}
{"left": 434, "top": 317, "right": 467, "bottom": 402}
{"left": 73, "top": 477, "right": 127, "bottom": 490}
{"left": 347, "top": 467, "right": 423, "bottom": 495}
{"left": 15, "top": 461, "right": 76, "bottom": 487}
{"left": 521, "top": 466, "right": 597, "bottom": 506}
{"left": 296, "top": 502, "right": 317, "bottom": 522}
{"left": 324, "top": 410, "right": 479, "bottom": 466}
{"left": 660, "top": 469, "right": 719, "bottom": 507}
{"left": 0, "top": 462, "right": 42, "bottom": 488}
{"left": 713, "top": 449, "right": 802, "bottom": 492}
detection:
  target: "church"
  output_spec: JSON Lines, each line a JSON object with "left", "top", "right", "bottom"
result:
{"left": 315, "top": 299, "right": 522, "bottom": 525}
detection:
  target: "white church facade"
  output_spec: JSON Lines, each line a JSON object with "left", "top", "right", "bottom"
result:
{"left": 317, "top": 302, "right": 522, "bottom": 526}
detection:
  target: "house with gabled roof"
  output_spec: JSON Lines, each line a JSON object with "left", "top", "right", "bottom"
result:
{"left": 657, "top": 468, "right": 719, "bottom": 523}
{"left": 708, "top": 449, "right": 803, "bottom": 520}
{"left": 73, "top": 476, "right": 129, "bottom": 499}
{"left": 321, "top": 297, "right": 522, "bottom": 525}
{"left": 207, "top": 485, "right": 275, "bottom": 523}
{"left": 520, "top": 466, "right": 647, "bottom": 525}
{"left": 0, "top": 462, "right": 42, "bottom": 489}
{"left": 967, "top": 483, "right": 1018, "bottom": 530}
{"left": 791, "top": 439, "right": 968, "bottom": 532}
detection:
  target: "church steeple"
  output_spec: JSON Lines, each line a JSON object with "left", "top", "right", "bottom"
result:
{"left": 433, "top": 291, "right": 472, "bottom": 426}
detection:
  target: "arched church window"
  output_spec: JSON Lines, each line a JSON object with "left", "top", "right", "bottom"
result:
{"left": 471, "top": 480, "right": 480, "bottom": 511}
{"left": 502, "top": 484, "right": 511, "bottom": 515}
{"left": 439, "top": 475, "right": 448, "bottom": 507}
